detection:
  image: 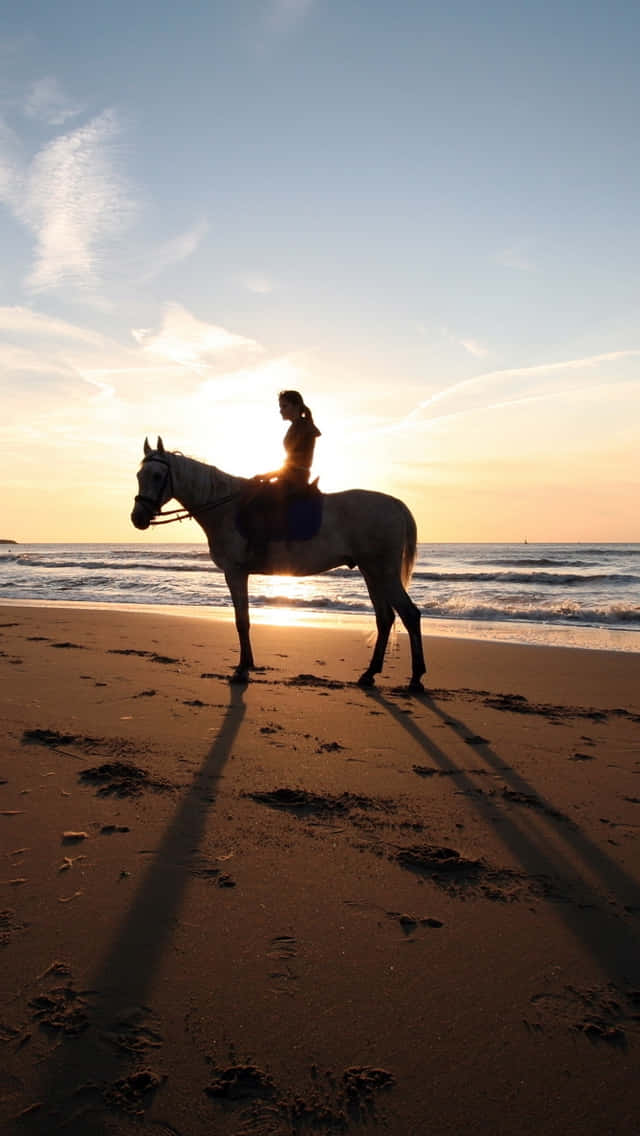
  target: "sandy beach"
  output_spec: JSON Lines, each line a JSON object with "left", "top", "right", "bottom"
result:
{"left": 1, "top": 603, "right": 640, "bottom": 1135}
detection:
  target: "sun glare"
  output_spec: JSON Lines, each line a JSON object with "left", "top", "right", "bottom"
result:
{"left": 256, "top": 574, "right": 316, "bottom": 601}
{"left": 248, "top": 574, "right": 324, "bottom": 627}
{"left": 188, "top": 414, "right": 274, "bottom": 476}
{"left": 187, "top": 392, "right": 368, "bottom": 489}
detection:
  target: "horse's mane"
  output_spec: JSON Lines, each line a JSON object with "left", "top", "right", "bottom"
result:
{"left": 171, "top": 449, "right": 222, "bottom": 469}
{"left": 168, "top": 450, "right": 248, "bottom": 495}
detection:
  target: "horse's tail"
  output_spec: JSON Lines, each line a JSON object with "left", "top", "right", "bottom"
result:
{"left": 401, "top": 505, "right": 418, "bottom": 588}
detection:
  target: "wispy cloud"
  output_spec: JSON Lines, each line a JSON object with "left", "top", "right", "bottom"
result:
{"left": 1, "top": 108, "right": 135, "bottom": 296}
{"left": 371, "top": 349, "right": 640, "bottom": 437}
{"left": 132, "top": 302, "right": 263, "bottom": 370}
{"left": 437, "top": 324, "right": 490, "bottom": 359}
{"left": 0, "top": 306, "right": 146, "bottom": 406}
{"left": 242, "top": 271, "right": 276, "bottom": 295}
{"left": 457, "top": 349, "right": 640, "bottom": 387}
{"left": 138, "top": 219, "right": 209, "bottom": 283}
{"left": 459, "top": 337, "right": 489, "bottom": 358}
{"left": 0, "top": 341, "right": 72, "bottom": 377}
{"left": 407, "top": 348, "right": 640, "bottom": 423}
{"left": 0, "top": 304, "right": 276, "bottom": 429}
{"left": 24, "top": 77, "right": 84, "bottom": 126}
{"left": 0, "top": 115, "right": 23, "bottom": 202}
{"left": 0, "top": 305, "right": 106, "bottom": 345}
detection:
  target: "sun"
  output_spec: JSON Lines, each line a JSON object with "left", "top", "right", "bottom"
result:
{"left": 189, "top": 404, "right": 280, "bottom": 478}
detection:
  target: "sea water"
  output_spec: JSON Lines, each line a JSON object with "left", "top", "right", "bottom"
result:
{"left": 1, "top": 542, "right": 639, "bottom": 651}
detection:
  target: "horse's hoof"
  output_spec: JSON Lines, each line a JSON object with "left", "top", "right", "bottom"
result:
{"left": 357, "top": 671, "right": 375, "bottom": 688}
{"left": 409, "top": 679, "right": 425, "bottom": 694}
{"left": 230, "top": 669, "right": 249, "bottom": 685}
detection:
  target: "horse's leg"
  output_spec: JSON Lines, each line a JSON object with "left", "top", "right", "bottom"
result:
{"left": 224, "top": 568, "right": 255, "bottom": 682}
{"left": 387, "top": 578, "right": 426, "bottom": 692}
{"left": 357, "top": 571, "right": 395, "bottom": 687}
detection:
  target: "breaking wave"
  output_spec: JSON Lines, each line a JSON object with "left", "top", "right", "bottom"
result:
{"left": 1, "top": 541, "right": 639, "bottom": 639}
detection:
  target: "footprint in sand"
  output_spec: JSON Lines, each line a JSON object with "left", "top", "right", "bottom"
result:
{"left": 267, "top": 934, "right": 299, "bottom": 994}
{"left": 526, "top": 983, "right": 637, "bottom": 1047}
{"left": 101, "top": 1005, "right": 164, "bottom": 1055}
{"left": 203, "top": 1054, "right": 395, "bottom": 1127}
{"left": 79, "top": 762, "right": 171, "bottom": 797}
{"left": 0, "top": 908, "right": 27, "bottom": 947}
{"left": 185, "top": 854, "right": 236, "bottom": 887}
{"left": 315, "top": 740, "right": 346, "bottom": 754}
{"left": 29, "top": 982, "right": 91, "bottom": 1036}
{"left": 387, "top": 911, "right": 444, "bottom": 934}
{"left": 103, "top": 1069, "right": 165, "bottom": 1114}
{"left": 205, "top": 1063, "right": 276, "bottom": 1102}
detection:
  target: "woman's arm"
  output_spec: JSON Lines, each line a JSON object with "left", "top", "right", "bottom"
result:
{"left": 252, "top": 468, "right": 283, "bottom": 482}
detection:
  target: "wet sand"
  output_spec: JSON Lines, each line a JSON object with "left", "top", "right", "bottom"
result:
{"left": 1, "top": 604, "right": 640, "bottom": 1134}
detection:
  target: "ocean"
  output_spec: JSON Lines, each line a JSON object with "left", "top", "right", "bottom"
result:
{"left": 1, "top": 542, "right": 639, "bottom": 652}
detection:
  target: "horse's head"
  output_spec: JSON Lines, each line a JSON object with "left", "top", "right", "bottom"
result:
{"left": 131, "top": 436, "right": 174, "bottom": 530}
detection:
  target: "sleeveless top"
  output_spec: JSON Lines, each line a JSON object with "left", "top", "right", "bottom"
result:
{"left": 282, "top": 417, "right": 321, "bottom": 480}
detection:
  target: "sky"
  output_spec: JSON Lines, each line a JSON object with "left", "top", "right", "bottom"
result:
{"left": 1, "top": 0, "right": 639, "bottom": 543}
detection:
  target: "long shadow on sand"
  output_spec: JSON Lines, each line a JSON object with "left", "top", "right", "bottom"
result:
{"left": 366, "top": 688, "right": 640, "bottom": 991}
{"left": 22, "top": 683, "right": 246, "bottom": 1134}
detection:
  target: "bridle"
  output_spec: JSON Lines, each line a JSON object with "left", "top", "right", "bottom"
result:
{"left": 135, "top": 454, "right": 239, "bottom": 526}
{"left": 134, "top": 455, "right": 173, "bottom": 522}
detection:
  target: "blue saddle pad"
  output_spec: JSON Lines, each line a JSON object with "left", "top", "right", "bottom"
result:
{"left": 236, "top": 487, "right": 323, "bottom": 543}
{"left": 285, "top": 494, "right": 323, "bottom": 541}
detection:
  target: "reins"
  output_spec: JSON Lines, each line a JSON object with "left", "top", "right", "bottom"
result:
{"left": 149, "top": 494, "right": 238, "bottom": 525}
{"left": 149, "top": 507, "right": 192, "bottom": 526}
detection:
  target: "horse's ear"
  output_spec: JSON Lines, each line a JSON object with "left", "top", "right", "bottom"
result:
{"left": 157, "top": 436, "right": 165, "bottom": 453}
{"left": 144, "top": 437, "right": 151, "bottom": 456}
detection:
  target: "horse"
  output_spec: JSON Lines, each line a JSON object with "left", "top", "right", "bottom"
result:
{"left": 131, "top": 437, "right": 426, "bottom": 691}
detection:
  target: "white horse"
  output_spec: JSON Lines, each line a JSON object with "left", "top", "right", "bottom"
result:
{"left": 131, "top": 437, "right": 426, "bottom": 690}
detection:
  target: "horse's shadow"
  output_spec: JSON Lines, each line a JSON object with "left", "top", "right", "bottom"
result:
{"left": 366, "top": 687, "right": 640, "bottom": 989}
{"left": 23, "top": 683, "right": 247, "bottom": 1134}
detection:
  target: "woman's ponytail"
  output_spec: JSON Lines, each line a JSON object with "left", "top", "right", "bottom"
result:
{"left": 280, "top": 390, "right": 321, "bottom": 436}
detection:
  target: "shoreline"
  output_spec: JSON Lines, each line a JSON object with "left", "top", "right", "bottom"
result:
{"left": 2, "top": 596, "right": 639, "bottom": 653}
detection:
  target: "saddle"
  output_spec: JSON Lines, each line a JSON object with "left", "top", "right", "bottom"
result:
{"left": 236, "top": 479, "right": 323, "bottom": 544}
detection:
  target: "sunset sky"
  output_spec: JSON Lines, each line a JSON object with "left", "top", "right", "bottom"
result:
{"left": 1, "top": 0, "right": 638, "bottom": 543}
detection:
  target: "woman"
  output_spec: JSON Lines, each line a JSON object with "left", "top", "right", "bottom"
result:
{"left": 256, "top": 390, "right": 321, "bottom": 491}
{"left": 246, "top": 391, "right": 321, "bottom": 560}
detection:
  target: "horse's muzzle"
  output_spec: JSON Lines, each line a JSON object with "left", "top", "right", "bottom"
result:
{"left": 131, "top": 505, "right": 151, "bottom": 530}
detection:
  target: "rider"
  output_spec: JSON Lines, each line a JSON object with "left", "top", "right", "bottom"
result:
{"left": 255, "top": 390, "right": 321, "bottom": 492}
{"left": 247, "top": 391, "right": 321, "bottom": 560}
